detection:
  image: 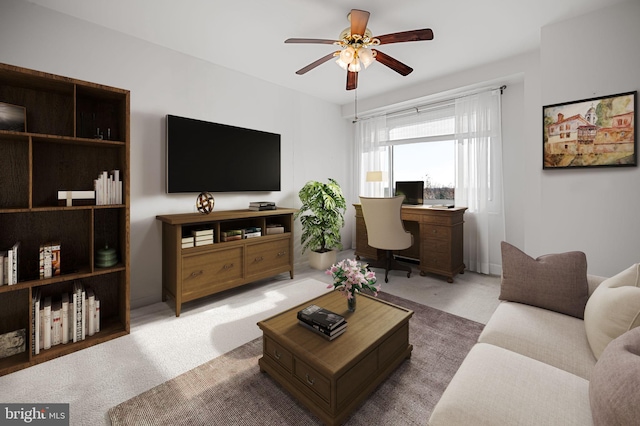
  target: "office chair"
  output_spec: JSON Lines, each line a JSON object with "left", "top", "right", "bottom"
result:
{"left": 359, "top": 196, "right": 413, "bottom": 283}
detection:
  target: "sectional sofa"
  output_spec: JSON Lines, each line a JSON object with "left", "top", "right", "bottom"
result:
{"left": 428, "top": 242, "right": 640, "bottom": 425}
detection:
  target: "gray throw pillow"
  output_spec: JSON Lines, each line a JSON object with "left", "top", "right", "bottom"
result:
{"left": 499, "top": 241, "right": 589, "bottom": 319}
{"left": 589, "top": 327, "right": 640, "bottom": 426}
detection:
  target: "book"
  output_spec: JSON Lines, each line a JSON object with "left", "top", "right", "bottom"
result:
{"left": 61, "top": 292, "right": 69, "bottom": 344}
{"left": 86, "top": 288, "right": 96, "bottom": 336}
{"left": 50, "top": 242, "right": 61, "bottom": 276}
{"left": 195, "top": 239, "right": 214, "bottom": 246}
{"left": 42, "top": 243, "right": 52, "bottom": 278}
{"left": 221, "top": 235, "right": 242, "bottom": 242}
{"left": 243, "top": 231, "right": 261, "bottom": 239}
{"left": 192, "top": 229, "right": 214, "bottom": 237}
{"left": 249, "top": 201, "right": 275, "bottom": 207}
{"left": 221, "top": 230, "right": 243, "bottom": 237}
{"left": 297, "top": 305, "right": 346, "bottom": 331}
{"left": 265, "top": 225, "right": 284, "bottom": 235}
{"left": 43, "top": 296, "right": 52, "bottom": 350}
{"left": 51, "top": 299, "right": 62, "bottom": 346}
{"left": 298, "top": 320, "right": 347, "bottom": 340}
{"left": 94, "top": 298, "right": 100, "bottom": 333}
{"left": 72, "top": 281, "right": 84, "bottom": 342}
{"left": 194, "top": 235, "right": 214, "bottom": 242}
{"left": 298, "top": 319, "right": 347, "bottom": 336}
{"left": 32, "top": 288, "right": 40, "bottom": 355}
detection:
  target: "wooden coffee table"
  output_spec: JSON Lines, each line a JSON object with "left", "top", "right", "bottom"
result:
{"left": 258, "top": 291, "right": 413, "bottom": 425}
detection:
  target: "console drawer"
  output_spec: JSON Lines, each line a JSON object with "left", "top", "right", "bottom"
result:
{"left": 246, "top": 238, "right": 290, "bottom": 276}
{"left": 182, "top": 247, "right": 243, "bottom": 298}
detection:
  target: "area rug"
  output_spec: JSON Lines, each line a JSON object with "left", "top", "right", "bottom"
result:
{"left": 109, "top": 292, "right": 484, "bottom": 425}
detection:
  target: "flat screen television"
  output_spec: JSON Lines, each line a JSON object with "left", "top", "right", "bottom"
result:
{"left": 395, "top": 181, "right": 424, "bottom": 205}
{"left": 166, "top": 115, "right": 281, "bottom": 193}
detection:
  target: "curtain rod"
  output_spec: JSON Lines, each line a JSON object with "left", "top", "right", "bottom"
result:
{"left": 360, "top": 84, "right": 507, "bottom": 121}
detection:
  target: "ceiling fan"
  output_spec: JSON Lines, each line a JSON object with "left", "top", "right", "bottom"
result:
{"left": 285, "top": 9, "right": 433, "bottom": 90}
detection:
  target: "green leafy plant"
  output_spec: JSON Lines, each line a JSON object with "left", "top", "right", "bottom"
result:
{"left": 295, "top": 178, "right": 346, "bottom": 254}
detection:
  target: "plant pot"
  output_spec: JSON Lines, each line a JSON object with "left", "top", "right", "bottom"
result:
{"left": 308, "top": 249, "right": 337, "bottom": 270}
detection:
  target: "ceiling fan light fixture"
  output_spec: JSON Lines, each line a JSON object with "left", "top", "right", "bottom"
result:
{"left": 358, "top": 47, "right": 375, "bottom": 68}
{"left": 339, "top": 46, "right": 356, "bottom": 65}
{"left": 348, "top": 57, "right": 361, "bottom": 72}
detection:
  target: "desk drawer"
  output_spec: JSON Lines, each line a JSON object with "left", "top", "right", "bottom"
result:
{"left": 423, "top": 251, "right": 452, "bottom": 270}
{"left": 423, "top": 225, "right": 451, "bottom": 241}
{"left": 264, "top": 336, "right": 293, "bottom": 373}
{"left": 422, "top": 238, "right": 450, "bottom": 254}
{"left": 294, "top": 359, "right": 331, "bottom": 403}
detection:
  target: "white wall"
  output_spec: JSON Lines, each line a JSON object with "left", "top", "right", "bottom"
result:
{"left": 535, "top": 0, "right": 640, "bottom": 276}
{"left": 344, "top": 0, "right": 639, "bottom": 277}
{"left": 0, "top": 0, "right": 352, "bottom": 308}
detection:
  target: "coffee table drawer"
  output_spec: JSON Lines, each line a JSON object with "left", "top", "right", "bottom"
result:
{"left": 264, "top": 337, "right": 293, "bottom": 373}
{"left": 294, "top": 359, "right": 331, "bottom": 402}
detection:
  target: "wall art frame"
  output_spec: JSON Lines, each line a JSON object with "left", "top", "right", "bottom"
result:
{"left": 0, "top": 101, "right": 27, "bottom": 132}
{"left": 542, "top": 91, "right": 636, "bottom": 169}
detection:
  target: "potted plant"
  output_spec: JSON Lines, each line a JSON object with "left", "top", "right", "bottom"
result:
{"left": 295, "top": 178, "right": 347, "bottom": 270}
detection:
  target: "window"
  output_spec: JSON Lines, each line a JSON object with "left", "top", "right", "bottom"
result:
{"left": 385, "top": 102, "right": 456, "bottom": 203}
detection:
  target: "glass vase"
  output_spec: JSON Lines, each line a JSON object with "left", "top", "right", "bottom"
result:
{"left": 347, "top": 292, "right": 356, "bottom": 312}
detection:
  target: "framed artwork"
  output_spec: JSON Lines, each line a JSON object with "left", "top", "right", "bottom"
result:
{"left": 0, "top": 102, "right": 27, "bottom": 132}
{"left": 543, "top": 91, "right": 636, "bottom": 169}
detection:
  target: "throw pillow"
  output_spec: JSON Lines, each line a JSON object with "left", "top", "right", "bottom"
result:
{"left": 584, "top": 263, "right": 640, "bottom": 359}
{"left": 589, "top": 327, "right": 640, "bottom": 426}
{"left": 499, "top": 241, "right": 589, "bottom": 319}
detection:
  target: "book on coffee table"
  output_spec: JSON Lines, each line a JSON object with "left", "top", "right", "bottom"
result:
{"left": 298, "top": 320, "right": 347, "bottom": 340}
{"left": 297, "top": 305, "right": 346, "bottom": 331}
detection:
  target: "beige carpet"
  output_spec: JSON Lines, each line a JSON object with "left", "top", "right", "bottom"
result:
{"left": 109, "top": 292, "right": 484, "bottom": 425}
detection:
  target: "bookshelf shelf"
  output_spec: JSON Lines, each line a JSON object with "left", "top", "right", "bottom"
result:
{"left": 0, "top": 63, "right": 130, "bottom": 376}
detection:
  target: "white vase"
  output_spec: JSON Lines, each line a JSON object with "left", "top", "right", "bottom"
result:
{"left": 308, "top": 249, "right": 337, "bottom": 270}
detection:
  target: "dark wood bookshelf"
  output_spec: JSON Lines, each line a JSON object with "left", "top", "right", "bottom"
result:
{"left": 0, "top": 63, "right": 130, "bottom": 376}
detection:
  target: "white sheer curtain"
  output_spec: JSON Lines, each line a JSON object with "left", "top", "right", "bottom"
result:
{"left": 454, "top": 90, "right": 505, "bottom": 275}
{"left": 354, "top": 114, "right": 390, "bottom": 198}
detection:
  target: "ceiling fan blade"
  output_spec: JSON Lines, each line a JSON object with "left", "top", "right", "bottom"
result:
{"left": 346, "top": 71, "right": 358, "bottom": 90}
{"left": 376, "top": 29, "right": 434, "bottom": 45}
{"left": 350, "top": 9, "right": 370, "bottom": 37}
{"left": 295, "top": 52, "right": 337, "bottom": 75}
{"left": 372, "top": 50, "right": 413, "bottom": 76}
{"left": 285, "top": 38, "right": 337, "bottom": 45}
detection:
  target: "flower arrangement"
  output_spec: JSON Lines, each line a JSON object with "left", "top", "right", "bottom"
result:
{"left": 325, "top": 258, "right": 379, "bottom": 299}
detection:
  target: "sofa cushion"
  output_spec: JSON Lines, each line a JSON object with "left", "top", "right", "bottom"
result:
{"left": 478, "top": 301, "right": 596, "bottom": 379}
{"left": 589, "top": 327, "right": 640, "bottom": 426}
{"left": 499, "top": 242, "right": 589, "bottom": 319}
{"left": 428, "top": 343, "right": 592, "bottom": 426}
{"left": 584, "top": 263, "right": 640, "bottom": 359}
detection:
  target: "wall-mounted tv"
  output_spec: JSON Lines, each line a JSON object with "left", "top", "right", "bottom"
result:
{"left": 166, "top": 115, "right": 281, "bottom": 193}
{"left": 395, "top": 181, "right": 424, "bottom": 205}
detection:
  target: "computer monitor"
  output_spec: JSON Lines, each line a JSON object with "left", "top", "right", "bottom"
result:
{"left": 395, "top": 181, "right": 424, "bottom": 205}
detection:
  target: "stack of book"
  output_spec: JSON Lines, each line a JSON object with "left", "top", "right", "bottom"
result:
{"left": 39, "top": 242, "right": 61, "bottom": 279}
{"left": 94, "top": 170, "right": 123, "bottom": 205}
{"left": 31, "top": 281, "right": 100, "bottom": 355}
{"left": 181, "top": 236, "right": 194, "bottom": 249}
{"left": 266, "top": 223, "right": 285, "bottom": 235}
{"left": 297, "top": 305, "right": 347, "bottom": 341}
{"left": 221, "top": 230, "right": 243, "bottom": 242}
{"left": 0, "top": 241, "right": 20, "bottom": 285}
{"left": 243, "top": 227, "right": 262, "bottom": 239}
{"left": 192, "top": 229, "right": 214, "bottom": 246}
{"left": 249, "top": 201, "right": 276, "bottom": 211}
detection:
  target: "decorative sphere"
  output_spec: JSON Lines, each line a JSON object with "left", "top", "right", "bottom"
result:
{"left": 196, "top": 192, "right": 215, "bottom": 214}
